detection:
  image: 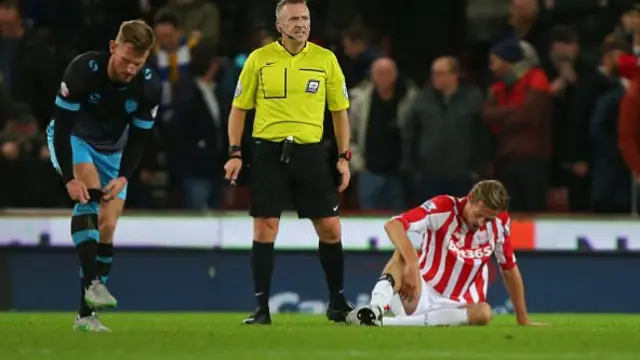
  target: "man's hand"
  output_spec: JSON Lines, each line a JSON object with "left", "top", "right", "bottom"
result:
{"left": 224, "top": 158, "right": 243, "bottom": 186}
{"left": 399, "top": 262, "right": 420, "bottom": 302}
{"left": 559, "top": 62, "right": 577, "bottom": 83}
{"left": 336, "top": 158, "right": 350, "bottom": 192}
{"left": 66, "top": 179, "right": 90, "bottom": 204}
{"left": 550, "top": 78, "right": 567, "bottom": 95}
{"left": 103, "top": 177, "right": 127, "bottom": 201}
{"left": 518, "top": 317, "right": 551, "bottom": 326}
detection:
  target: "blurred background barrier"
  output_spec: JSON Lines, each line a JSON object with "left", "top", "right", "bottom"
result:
{"left": 2, "top": 210, "right": 639, "bottom": 251}
{"left": 1, "top": 248, "right": 639, "bottom": 313}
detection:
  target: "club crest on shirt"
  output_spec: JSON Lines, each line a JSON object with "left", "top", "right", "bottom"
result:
{"left": 125, "top": 99, "right": 139, "bottom": 114}
{"left": 306, "top": 79, "right": 320, "bottom": 94}
{"left": 473, "top": 231, "right": 490, "bottom": 246}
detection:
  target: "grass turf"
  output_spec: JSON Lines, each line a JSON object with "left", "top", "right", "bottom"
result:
{"left": 1, "top": 313, "right": 639, "bottom": 359}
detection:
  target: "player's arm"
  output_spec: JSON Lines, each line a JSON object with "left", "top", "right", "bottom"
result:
{"left": 326, "top": 52, "right": 350, "bottom": 153}
{"left": 52, "top": 57, "right": 90, "bottom": 184}
{"left": 228, "top": 52, "right": 259, "bottom": 153}
{"left": 494, "top": 214, "right": 531, "bottom": 325}
{"left": 118, "top": 77, "right": 162, "bottom": 181}
{"left": 384, "top": 196, "right": 452, "bottom": 264}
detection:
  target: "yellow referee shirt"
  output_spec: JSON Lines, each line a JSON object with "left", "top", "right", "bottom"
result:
{"left": 232, "top": 40, "right": 349, "bottom": 144}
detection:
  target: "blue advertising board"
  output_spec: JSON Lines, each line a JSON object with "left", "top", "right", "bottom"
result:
{"left": 1, "top": 249, "right": 639, "bottom": 313}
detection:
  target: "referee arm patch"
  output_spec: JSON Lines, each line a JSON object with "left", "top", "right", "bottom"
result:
{"left": 326, "top": 52, "right": 350, "bottom": 111}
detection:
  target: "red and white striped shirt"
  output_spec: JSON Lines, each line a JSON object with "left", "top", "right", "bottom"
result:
{"left": 392, "top": 195, "right": 516, "bottom": 304}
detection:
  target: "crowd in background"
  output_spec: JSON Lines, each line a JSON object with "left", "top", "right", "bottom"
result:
{"left": 1, "top": 0, "right": 640, "bottom": 215}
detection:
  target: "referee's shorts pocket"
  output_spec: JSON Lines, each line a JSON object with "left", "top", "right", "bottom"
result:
{"left": 248, "top": 139, "right": 288, "bottom": 218}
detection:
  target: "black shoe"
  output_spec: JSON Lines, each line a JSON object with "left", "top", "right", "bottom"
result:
{"left": 326, "top": 302, "right": 354, "bottom": 323}
{"left": 242, "top": 307, "right": 272, "bottom": 325}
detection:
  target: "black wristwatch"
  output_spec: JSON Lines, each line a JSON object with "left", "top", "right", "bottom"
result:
{"left": 228, "top": 145, "right": 242, "bottom": 158}
{"left": 338, "top": 150, "right": 352, "bottom": 162}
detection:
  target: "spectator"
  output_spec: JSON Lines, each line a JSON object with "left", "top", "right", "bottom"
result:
{"left": 158, "top": 0, "right": 220, "bottom": 44}
{"left": 541, "top": 25, "right": 593, "bottom": 211}
{"left": 0, "top": 0, "right": 57, "bottom": 128}
{"left": 219, "top": 26, "right": 273, "bottom": 99}
{"left": 618, "top": 50, "right": 640, "bottom": 211}
{"left": 0, "top": 80, "right": 11, "bottom": 127}
{"left": 0, "top": 103, "right": 66, "bottom": 207}
{"left": 341, "top": 25, "right": 379, "bottom": 89}
{"left": 590, "top": 78, "right": 630, "bottom": 214}
{"left": 403, "top": 56, "right": 486, "bottom": 205}
{"left": 349, "top": 57, "right": 418, "bottom": 211}
{"left": 149, "top": 10, "right": 199, "bottom": 107}
{"left": 610, "top": 2, "right": 640, "bottom": 55}
{"left": 498, "top": 0, "right": 552, "bottom": 63}
{"left": 567, "top": 40, "right": 627, "bottom": 213}
{"left": 167, "top": 40, "right": 231, "bottom": 210}
{"left": 483, "top": 38, "right": 553, "bottom": 213}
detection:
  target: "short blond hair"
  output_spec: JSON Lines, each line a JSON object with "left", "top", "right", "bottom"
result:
{"left": 116, "top": 20, "right": 155, "bottom": 53}
{"left": 468, "top": 180, "right": 509, "bottom": 211}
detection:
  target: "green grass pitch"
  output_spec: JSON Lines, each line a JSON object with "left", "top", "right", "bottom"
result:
{"left": 1, "top": 313, "right": 639, "bottom": 359}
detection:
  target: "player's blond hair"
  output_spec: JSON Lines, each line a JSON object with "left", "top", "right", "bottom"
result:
{"left": 275, "top": 0, "right": 307, "bottom": 19}
{"left": 468, "top": 180, "right": 509, "bottom": 211}
{"left": 116, "top": 20, "right": 156, "bottom": 53}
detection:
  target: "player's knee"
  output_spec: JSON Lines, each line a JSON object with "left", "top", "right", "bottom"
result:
{"left": 468, "top": 302, "right": 492, "bottom": 326}
{"left": 254, "top": 218, "right": 279, "bottom": 242}
{"left": 312, "top": 217, "right": 341, "bottom": 242}
{"left": 98, "top": 213, "right": 117, "bottom": 241}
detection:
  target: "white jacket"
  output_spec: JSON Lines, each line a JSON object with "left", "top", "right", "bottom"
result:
{"left": 348, "top": 79, "right": 419, "bottom": 171}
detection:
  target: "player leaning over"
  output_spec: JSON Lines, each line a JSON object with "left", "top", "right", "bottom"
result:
{"left": 348, "top": 180, "right": 548, "bottom": 327}
{"left": 47, "top": 20, "right": 161, "bottom": 332}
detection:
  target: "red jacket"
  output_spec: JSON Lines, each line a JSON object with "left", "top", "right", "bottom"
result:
{"left": 483, "top": 68, "right": 553, "bottom": 159}
{"left": 618, "top": 54, "right": 639, "bottom": 79}
{"left": 619, "top": 77, "right": 640, "bottom": 175}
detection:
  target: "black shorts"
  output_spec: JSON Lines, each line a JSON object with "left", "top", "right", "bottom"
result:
{"left": 248, "top": 138, "right": 339, "bottom": 219}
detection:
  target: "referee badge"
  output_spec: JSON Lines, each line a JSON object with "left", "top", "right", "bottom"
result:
{"left": 234, "top": 82, "right": 242, "bottom": 98}
{"left": 342, "top": 82, "right": 349, "bottom": 100}
{"left": 306, "top": 79, "right": 320, "bottom": 94}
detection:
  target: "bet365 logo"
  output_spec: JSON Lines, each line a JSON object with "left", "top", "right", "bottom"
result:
{"left": 448, "top": 241, "right": 493, "bottom": 259}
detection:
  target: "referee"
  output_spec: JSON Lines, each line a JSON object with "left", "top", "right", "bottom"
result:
{"left": 224, "top": 0, "right": 353, "bottom": 325}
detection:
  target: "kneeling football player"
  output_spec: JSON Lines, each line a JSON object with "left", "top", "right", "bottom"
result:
{"left": 348, "top": 180, "right": 547, "bottom": 327}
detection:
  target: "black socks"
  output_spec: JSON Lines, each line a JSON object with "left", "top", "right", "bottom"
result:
{"left": 251, "top": 241, "right": 274, "bottom": 309}
{"left": 319, "top": 241, "right": 346, "bottom": 306}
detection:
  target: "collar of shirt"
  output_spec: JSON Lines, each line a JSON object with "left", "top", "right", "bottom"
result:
{"left": 455, "top": 196, "right": 471, "bottom": 231}
{"left": 274, "top": 40, "right": 310, "bottom": 56}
